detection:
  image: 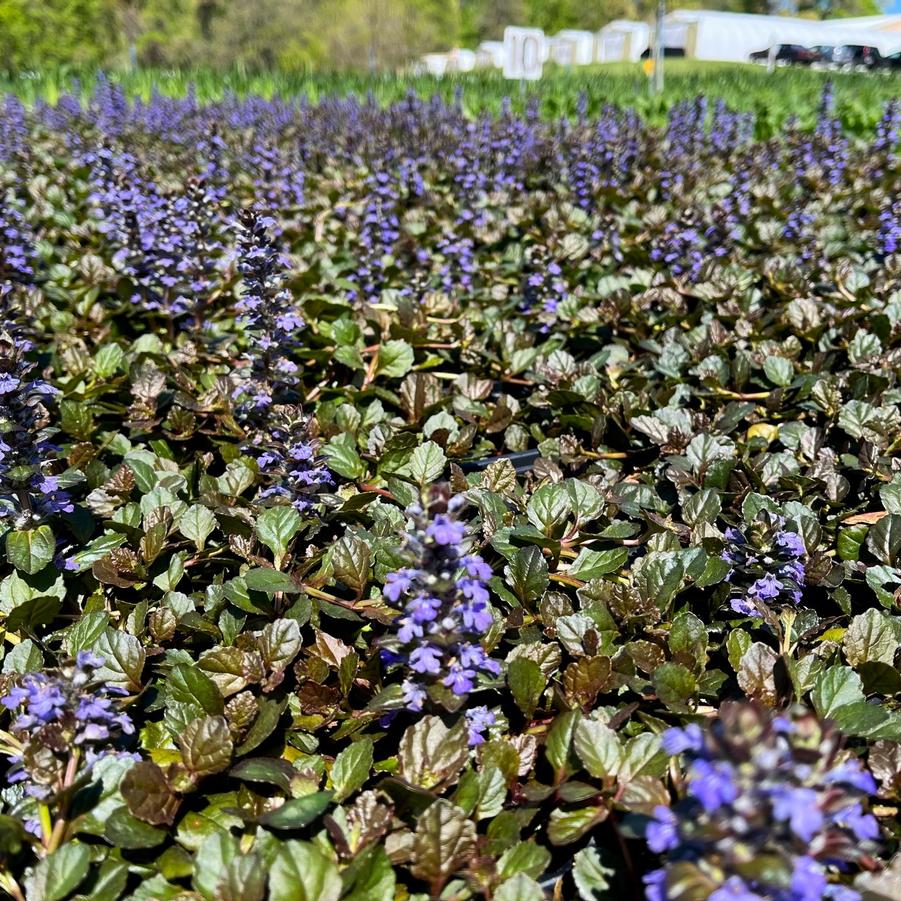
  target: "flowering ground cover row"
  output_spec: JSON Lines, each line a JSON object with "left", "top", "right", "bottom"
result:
{"left": 0, "top": 76, "right": 900, "bottom": 899}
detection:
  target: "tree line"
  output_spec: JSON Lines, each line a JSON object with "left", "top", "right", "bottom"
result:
{"left": 0, "top": 0, "right": 883, "bottom": 73}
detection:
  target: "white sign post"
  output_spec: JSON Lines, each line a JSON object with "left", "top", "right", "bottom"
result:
{"left": 503, "top": 27, "right": 545, "bottom": 80}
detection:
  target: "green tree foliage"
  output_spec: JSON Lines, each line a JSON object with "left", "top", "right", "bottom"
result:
{"left": 0, "top": 0, "right": 887, "bottom": 73}
{"left": 0, "top": 0, "right": 119, "bottom": 70}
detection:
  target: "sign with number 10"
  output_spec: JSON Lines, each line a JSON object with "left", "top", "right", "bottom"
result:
{"left": 503, "top": 27, "right": 545, "bottom": 80}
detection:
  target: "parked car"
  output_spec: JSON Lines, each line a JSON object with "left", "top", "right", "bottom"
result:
{"left": 880, "top": 50, "right": 901, "bottom": 70}
{"left": 640, "top": 46, "right": 686, "bottom": 59}
{"left": 823, "top": 45, "right": 882, "bottom": 68}
{"left": 749, "top": 44, "right": 819, "bottom": 66}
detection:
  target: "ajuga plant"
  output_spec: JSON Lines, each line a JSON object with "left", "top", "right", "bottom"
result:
{"left": 380, "top": 489, "right": 501, "bottom": 713}
{"left": 0, "top": 653, "right": 135, "bottom": 862}
{"left": 0, "top": 199, "right": 35, "bottom": 306}
{"left": 232, "top": 208, "right": 332, "bottom": 511}
{"left": 0, "top": 334, "right": 72, "bottom": 527}
{"left": 0, "top": 200, "right": 72, "bottom": 525}
{"left": 232, "top": 207, "right": 304, "bottom": 414}
{"left": 721, "top": 512, "right": 806, "bottom": 621}
{"left": 645, "top": 703, "right": 880, "bottom": 901}
{"left": 250, "top": 402, "right": 334, "bottom": 512}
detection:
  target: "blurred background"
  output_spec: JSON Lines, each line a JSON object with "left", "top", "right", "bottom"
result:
{"left": 1, "top": 0, "right": 896, "bottom": 73}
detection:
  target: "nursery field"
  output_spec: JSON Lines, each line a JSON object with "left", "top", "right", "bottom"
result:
{"left": 1, "top": 75, "right": 901, "bottom": 900}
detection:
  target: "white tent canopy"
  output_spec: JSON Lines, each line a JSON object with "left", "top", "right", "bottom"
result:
{"left": 550, "top": 30, "right": 597, "bottom": 66}
{"left": 662, "top": 9, "right": 901, "bottom": 62}
{"left": 475, "top": 41, "right": 506, "bottom": 69}
{"left": 597, "top": 20, "right": 651, "bottom": 62}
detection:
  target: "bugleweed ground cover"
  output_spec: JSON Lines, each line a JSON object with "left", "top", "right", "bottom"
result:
{"left": 0, "top": 75, "right": 901, "bottom": 900}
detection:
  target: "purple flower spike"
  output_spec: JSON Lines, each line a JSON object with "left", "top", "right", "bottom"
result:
{"left": 380, "top": 496, "right": 500, "bottom": 712}
{"left": 646, "top": 703, "right": 876, "bottom": 901}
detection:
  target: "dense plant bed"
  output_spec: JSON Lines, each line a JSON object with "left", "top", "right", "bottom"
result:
{"left": 0, "top": 79, "right": 900, "bottom": 899}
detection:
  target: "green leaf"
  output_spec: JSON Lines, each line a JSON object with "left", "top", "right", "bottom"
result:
{"left": 668, "top": 611, "right": 708, "bottom": 671}
{"left": 763, "top": 356, "right": 793, "bottom": 387}
{"left": 726, "top": 629, "right": 752, "bottom": 672}
{"left": 573, "top": 719, "right": 623, "bottom": 779}
{"left": 193, "top": 832, "right": 239, "bottom": 901}
{"left": 215, "top": 854, "right": 267, "bottom": 901}
{"left": 5, "top": 595, "right": 62, "bottom": 631}
{"left": 94, "top": 343, "right": 125, "bottom": 378}
{"left": 64, "top": 612, "right": 110, "bottom": 655}
{"left": 464, "top": 767, "right": 507, "bottom": 821}
{"left": 243, "top": 568, "right": 301, "bottom": 594}
{"left": 258, "top": 618, "right": 303, "bottom": 672}
{"left": 341, "top": 846, "right": 396, "bottom": 901}
{"left": 568, "top": 546, "right": 629, "bottom": 580}
{"left": 504, "top": 546, "right": 549, "bottom": 604}
{"left": 409, "top": 441, "right": 446, "bottom": 486}
{"left": 737, "top": 642, "right": 779, "bottom": 706}
{"left": 844, "top": 608, "right": 901, "bottom": 667}
{"left": 71, "top": 859, "right": 129, "bottom": 901}
{"left": 573, "top": 846, "right": 615, "bottom": 900}
{"left": 496, "top": 841, "right": 552, "bottom": 881}
{"left": 652, "top": 662, "right": 698, "bottom": 712}
{"left": 6, "top": 525, "right": 55, "bottom": 575}
{"left": 179, "top": 505, "right": 217, "bottom": 551}
{"left": 59, "top": 399, "right": 95, "bottom": 439}
{"left": 322, "top": 433, "right": 365, "bottom": 480}
{"left": 258, "top": 792, "right": 334, "bottom": 830}
{"left": 24, "top": 843, "right": 91, "bottom": 901}
{"left": 564, "top": 479, "right": 603, "bottom": 523}
{"left": 636, "top": 553, "right": 685, "bottom": 610}
{"left": 2, "top": 638, "right": 43, "bottom": 673}
{"left": 807, "top": 666, "right": 901, "bottom": 739}
{"left": 92, "top": 629, "right": 146, "bottom": 692}
{"left": 121, "top": 761, "right": 181, "bottom": 826}
{"left": 235, "top": 697, "right": 286, "bottom": 755}
{"left": 331, "top": 535, "right": 371, "bottom": 595}
{"left": 495, "top": 874, "right": 545, "bottom": 901}
{"left": 168, "top": 664, "right": 223, "bottom": 716}
{"left": 682, "top": 489, "right": 722, "bottom": 526}
{"left": 868, "top": 514, "right": 901, "bottom": 566}
{"left": 811, "top": 665, "right": 865, "bottom": 719}
{"left": 376, "top": 339, "right": 415, "bottom": 378}
{"left": 255, "top": 507, "right": 301, "bottom": 560}
{"left": 229, "top": 758, "right": 299, "bottom": 794}
{"left": 270, "top": 840, "right": 342, "bottom": 901}
{"left": 398, "top": 716, "right": 468, "bottom": 791}
{"left": 548, "top": 807, "right": 606, "bottom": 845}
{"left": 410, "top": 800, "right": 477, "bottom": 886}
{"left": 178, "top": 716, "right": 234, "bottom": 776}
{"left": 198, "top": 646, "right": 248, "bottom": 696}
{"left": 507, "top": 657, "right": 547, "bottom": 719}
{"left": 546, "top": 709, "right": 580, "bottom": 776}
{"left": 0, "top": 815, "right": 25, "bottom": 860}
{"left": 68, "top": 533, "right": 127, "bottom": 571}
{"left": 104, "top": 807, "right": 168, "bottom": 849}
{"left": 331, "top": 736, "right": 374, "bottom": 802}
{"left": 621, "top": 733, "right": 666, "bottom": 781}
{"left": 526, "top": 484, "right": 572, "bottom": 538}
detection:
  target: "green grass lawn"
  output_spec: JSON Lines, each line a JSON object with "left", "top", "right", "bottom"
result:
{"left": 2, "top": 60, "right": 899, "bottom": 134}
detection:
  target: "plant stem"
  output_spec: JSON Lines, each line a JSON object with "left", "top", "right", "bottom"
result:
{"left": 46, "top": 751, "right": 80, "bottom": 854}
{"left": 38, "top": 803, "right": 53, "bottom": 848}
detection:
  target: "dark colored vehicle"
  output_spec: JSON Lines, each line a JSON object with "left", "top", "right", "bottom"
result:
{"left": 640, "top": 47, "right": 686, "bottom": 59}
{"left": 822, "top": 44, "right": 882, "bottom": 68}
{"left": 749, "top": 44, "right": 819, "bottom": 65}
